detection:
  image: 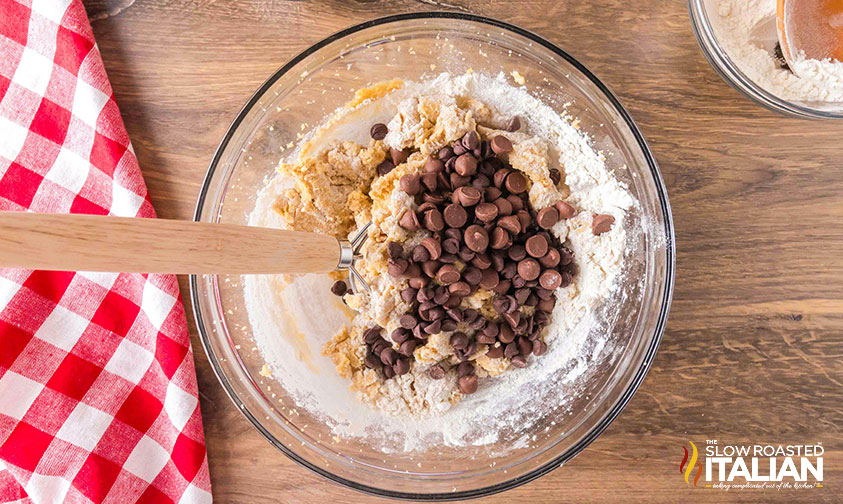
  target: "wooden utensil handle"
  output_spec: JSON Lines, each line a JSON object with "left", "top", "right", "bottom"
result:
{"left": 0, "top": 212, "right": 342, "bottom": 274}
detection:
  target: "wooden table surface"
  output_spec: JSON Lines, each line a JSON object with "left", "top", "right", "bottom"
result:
{"left": 85, "top": 0, "right": 842, "bottom": 501}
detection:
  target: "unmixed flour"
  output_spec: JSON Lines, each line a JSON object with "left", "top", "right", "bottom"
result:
{"left": 712, "top": 0, "right": 843, "bottom": 102}
{"left": 244, "top": 72, "right": 636, "bottom": 452}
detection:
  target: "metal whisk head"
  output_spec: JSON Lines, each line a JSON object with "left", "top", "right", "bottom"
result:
{"left": 337, "top": 221, "right": 371, "bottom": 294}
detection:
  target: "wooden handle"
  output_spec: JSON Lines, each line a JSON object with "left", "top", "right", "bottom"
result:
{"left": 0, "top": 212, "right": 342, "bottom": 274}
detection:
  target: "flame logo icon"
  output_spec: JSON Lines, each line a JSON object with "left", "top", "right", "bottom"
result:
{"left": 680, "top": 442, "right": 703, "bottom": 487}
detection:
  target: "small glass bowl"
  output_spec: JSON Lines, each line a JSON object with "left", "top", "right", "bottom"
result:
{"left": 191, "top": 13, "right": 675, "bottom": 500}
{"left": 689, "top": 0, "right": 843, "bottom": 119}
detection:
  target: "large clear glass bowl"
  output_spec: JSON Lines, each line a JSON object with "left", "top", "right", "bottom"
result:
{"left": 191, "top": 13, "right": 675, "bottom": 500}
{"left": 689, "top": 0, "right": 843, "bottom": 119}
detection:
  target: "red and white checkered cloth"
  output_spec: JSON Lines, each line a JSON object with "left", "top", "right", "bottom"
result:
{"left": 0, "top": 0, "right": 212, "bottom": 502}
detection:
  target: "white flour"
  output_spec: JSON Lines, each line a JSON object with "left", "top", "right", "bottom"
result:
{"left": 244, "top": 73, "right": 636, "bottom": 452}
{"left": 711, "top": 0, "right": 843, "bottom": 102}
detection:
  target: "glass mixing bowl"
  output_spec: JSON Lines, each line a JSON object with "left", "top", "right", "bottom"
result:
{"left": 689, "top": 0, "right": 843, "bottom": 119}
{"left": 191, "top": 13, "right": 675, "bottom": 500}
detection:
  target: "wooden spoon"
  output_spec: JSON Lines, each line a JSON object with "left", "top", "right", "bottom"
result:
{"left": 777, "top": 0, "right": 843, "bottom": 73}
{"left": 0, "top": 212, "right": 353, "bottom": 274}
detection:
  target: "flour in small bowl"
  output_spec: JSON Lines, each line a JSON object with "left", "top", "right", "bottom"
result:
{"left": 710, "top": 0, "right": 843, "bottom": 103}
{"left": 244, "top": 72, "right": 636, "bottom": 452}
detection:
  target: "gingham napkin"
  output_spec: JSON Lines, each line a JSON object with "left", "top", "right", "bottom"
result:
{"left": 0, "top": 0, "right": 212, "bottom": 502}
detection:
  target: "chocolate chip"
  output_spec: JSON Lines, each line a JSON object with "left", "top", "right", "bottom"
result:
{"left": 454, "top": 186, "right": 482, "bottom": 206}
{"left": 485, "top": 186, "right": 502, "bottom": 201}
{"left": 421, "top": 157, "right": 441, "bottom": 175}
{"left": 472, "top": 253, "right": 492, "bottom": 270}
{"left": 422, "top": 260, "right": 440, "bottom": 278}
{"left": 441, "top": 319, "right": 458, "bottom": 332}
{"left": 517, "top": 258, "right": 541, "bottom": 281}
{"left": 475, "top": 202, "right": 499, "bottom": 222}
{"left": 507, "top": 195, "right": 524, "bottom": 212}
{"left": 508, "top": 244, "right": 527, "bottom": 262}
{"left": 406, "top": 245, "right": 427, "bottom": 263}
{"left": 436, "top": 264, "right": 460, "bottom": 285}
{"left": 419, "top": 237, "right": 441, "bottom": 260}
{"left": 387, "top": 241, "right": 403, "bottom": 259}
{"left": 424, "top": 319, "right": 442, "bottom": 334}
{"left": 429, "top": 364, "right": 446, "bottom": 379}
{"left": 377, "top": 159, "right": 395, "bottom": 176}
{"left": 510, "top": 355, "right": 528, "bottom": 368}
{"left": 537, "top": 297, "right": 555, "bottom": 313}
{"left": 464, "top": 225, "right": 489, "bottom": 252}
{"left": 453, "top": 142, "right": 466, "bottom": 156}
{"left": 497, "top": 215, "right": 521, "bottom": 235}
{"left": 420, "top": 172, "right": 438, "bottom": 192}
{"left": 390, "top": 147, "right": 409, "bottom": 166}
{"left": 512, "top": 275, "right": 526, "bottom": 288}
{"left": 477, "top": 331, "right": 496, "bottom": 344}
{"left": 399, "top": 210, "right": 420, "bottom": 231}
{"left": 449, "top": 172, "right": 468, "bottom": 190}
{"left": 450, "top": 332, "right": 469, "bottom": 350}
{"left": 449, "top": 281, "right": 470, "bottom": 297}
{"left": 539, "top": 248, "right": 560, "bottom": 268}
{"left": 399, "top": 314, "right": 417, "bottom": 329}
{"left": 394, "top": 357, "right": 411, "bottom": 375}
{"left": 399, "top": 174, "right": 421, "bottom": 195}
{"left": 402, "top": 262, "right": 421, "bottom": 280}
{"left": 493, "top": 197, "right": 513, "bottom": 216}
{"left": 505, "top": 172, "right": 527, "bottom": 194}
{"left": 398, "top": 339, "right": 418, "bottom": 356}
{"left": 501, "top": 262, "right": 517, "bottom": 279}
{"left": 514, "top": 288, "right": 530, "bottom": 305}
{"left": 525, "top": 235, "right": 548, "bottom": 258}
{"left": 490, "top": 135, "right": 513, "bottom": 154}
{"left": 559, "top": 247, "right": 574, "bottom": 266}
{"left": 439, "top": 253, "right": 458, "bottom": 264}
{"left": 504, "top": 342, "right": 519, "bottom": 358}
{"left": 423, "top": 192, "right": 446, "bottom": 205}
{"left": 548, "top": 168, "right": 561, "bottom": 185}
{"left": 400, "top": 288, "right": 417, "bottom": 303}
{"left": 555, "top": 200, "right": 576, "bottom": 219}
{"left": 505, "top": 116, "right": 521, "bottom": 132}
{"left": 458, "top": 374, "right": 478, "bottom": 394}
{"left": 443, "top": 204, "right": 468, "bottom": 228}
{"left": 458, "top": 245, "right": 476, "bottom": 262}
{"left": 446, "top": 308, "right": 463, "bottom": 322}
{"left": 457, "top": 360, "right": 475, "bottom": 377}
{"left": 463, "top": 267, "right": 482, "bottom": 285}
{"left": 479, "top": 269, "right": 499, "bottom": 290}
{"left": 490, "top": 227, "right": 511, "bottom": 249}
{"left": 498, "top": 324, "right": 515, "bottom": 343}
{"left": 380, "top": 347, "right": 398, "bottom": 366}
{"left": 330, "top": 280, "right": 347, "bottom": 296}
{"left": 539, "top": 270, "right": 563, "bottom": 290}
{"left": 370, "top": 123, "right": 388, "bottom": 140}
{"left": 517, "top": 337, "right": 533, "bottom": 357}
{"left": 442, "top": 237, "right": 460, "bottom": 254}
{"left": 392, "top": 328, "right": 411, "bottom": 343}
{"left": 463, "top": 131, "right": 480, "bottom": 150}
{"left": 365, "top": 353, "right": 382, "bottom": 369}
{"left": 445, "top": 228, "right": 461, "bottom": 241}
{"left": 503, "top": 311, "right": 521, "bottom": 329}
{"left": 383, "top": 365, "right": 395, "bottom": 379}
{"left": 363, "top": 327, "right": 382, "bottom": 344}
{"left": 493, "top": 168, "right": 511, "bottom": 188}
{"left": 486, "top": 345, "right": 504, "bottom": 359}
{"left": 592, "top": 214, "right": 615, "bottom": 235}
{"left": 516, "top": 209, "right": 532, "bottom": 232}
{"left": 423, "top": 209, "right": 445, "bottom": 232}
{"left": 388, "top": 258, "right": 409, "bottom": 277}
{"left": 438, "top": 146, "right": 454, "bottom": 160}
{"left": 560, "top": 271, "right": 573, "bottom": 288}
{"left": 536, "top": 207, "right": 559, "bottom": 229}
{"left": 455, "top": 154, "right": 478, "bottom": 176}
{"left": 532, "top": 340, "right": 548, "bottom": 356}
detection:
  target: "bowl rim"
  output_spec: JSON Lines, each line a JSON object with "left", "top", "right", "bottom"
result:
{"left": 190, "top": 11, "right": 676, "bottom": 500}
{"left": 687, "top": 0, "right": 843, "bottom": 119}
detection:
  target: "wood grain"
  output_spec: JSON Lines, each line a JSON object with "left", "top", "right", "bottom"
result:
{"left": 83, "top": 0, "right": 843, "bottom": 502}
{"left": 0, "top": 213, "right": 341, "bottom": 273}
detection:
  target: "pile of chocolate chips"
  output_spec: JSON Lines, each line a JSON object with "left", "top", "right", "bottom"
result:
{"left": 331, "top": 122, "right": 615, "bottom": 394}
{"left": 386, "top": 125, "right": 585, "bottom": 393}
